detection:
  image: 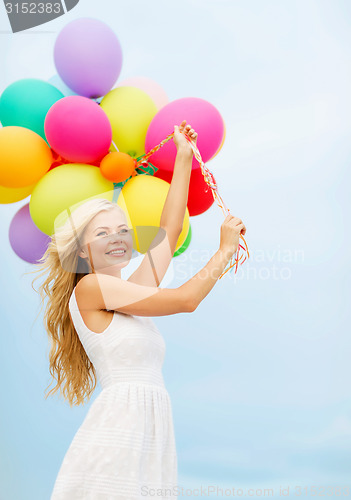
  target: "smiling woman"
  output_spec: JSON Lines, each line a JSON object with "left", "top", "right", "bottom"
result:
{"left": 95, "top": 225, "right": 130, "bottom": 257}
{"left": 77, "top": 207, "right": 134, "bottom": 275}
{"left": 28, "top": 196, "right": 186, "bottom": 499}
{"left": 27, "top": 198, "right": 144, "bottom": 407}
{"left": 28, "top": 119, "right": 201, "bottom": 409}
{"left": 26, "top": 122, "right": 241, "bottom": 499}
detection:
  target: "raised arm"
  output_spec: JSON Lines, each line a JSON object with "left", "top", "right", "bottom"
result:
{"left": 76, "top": 215, "right": 245, "bottom": 317}
{"left": 76, "top": 272, "right": 192, "bottom": 317}
{"left": 127, "top": 121, "right": 197, "bottom": 287}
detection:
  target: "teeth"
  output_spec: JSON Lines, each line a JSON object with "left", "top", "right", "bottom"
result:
{"left": 108, "top": 250, "right": 125, "bottom": 255}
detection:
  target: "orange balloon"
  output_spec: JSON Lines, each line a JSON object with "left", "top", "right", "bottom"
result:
{"left": 0, "top": 183, "right": 36, "bottom": 204}
{"left": 0, "top": 126, "right": 53, "bottom": 188}
{"left": 100, "top": 152, "right": 137, "bottom": 183}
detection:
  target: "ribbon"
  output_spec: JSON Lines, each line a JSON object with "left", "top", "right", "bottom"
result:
{"left": 136, "top": 131, "right": 250, "bottom": 278}
{"left": 54, "top": 129, "right": 249, "bottom": 279}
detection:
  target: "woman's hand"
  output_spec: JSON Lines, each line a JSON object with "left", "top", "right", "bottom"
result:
{"left": 173, "top": 120, "right": 198, "bottom": 156}
{"left": 219, "top": 214, "right": 247, "bottom": 258}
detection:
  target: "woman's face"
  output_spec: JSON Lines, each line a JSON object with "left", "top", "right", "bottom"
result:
{"left": 78, "top": 208, "right": 134, "bottom": 275}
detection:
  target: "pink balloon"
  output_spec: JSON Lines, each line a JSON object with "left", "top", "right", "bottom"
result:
{"left": 145, "top": 97, "right": 224, "bottom": 171}
{"left": 45, "top": 96, "right": 112, "bottom": 163}
{"left": 116, "top": 76, "right": 168, "bottom": 110}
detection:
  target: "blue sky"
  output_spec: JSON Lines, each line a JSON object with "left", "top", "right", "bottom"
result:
{"left": 1, "top": 1, "right": 351, "bottom": 498}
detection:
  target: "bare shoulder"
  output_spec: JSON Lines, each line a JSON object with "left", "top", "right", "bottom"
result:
{"left": 74, "top": 275, "right": 115, "bottom": 332}
{"left": 75, "top": 274, "right": 106, "bottom": 312}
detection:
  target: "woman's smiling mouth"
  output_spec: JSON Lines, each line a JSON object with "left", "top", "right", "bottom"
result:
{"left": 106, "top": 248, "right": 126, "bottom": 256}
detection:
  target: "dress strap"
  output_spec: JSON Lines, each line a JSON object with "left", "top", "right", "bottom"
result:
{"left": 69, "top": 287, "right": 117, "bottom": 336}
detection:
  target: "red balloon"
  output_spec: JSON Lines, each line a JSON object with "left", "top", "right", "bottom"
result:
{"left": 153, "top": 167, "right": 173, "bottom": 183}
{"left": 187, "top": 167, "right": 215, "bottom": 216}
{"left": 154, "top": 166, "right": 215, "bottom": 216}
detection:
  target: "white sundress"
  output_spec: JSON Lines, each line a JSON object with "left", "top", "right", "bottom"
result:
{"left": 50, "top": 286, "right": 178, "bottom": 500}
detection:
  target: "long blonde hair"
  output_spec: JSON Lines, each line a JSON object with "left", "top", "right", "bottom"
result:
{"left": 28, "top": 197, "right": 129, "bottom": 407}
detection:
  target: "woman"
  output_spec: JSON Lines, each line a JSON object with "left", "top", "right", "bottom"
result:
{"left": 32, "top": 121, "right": 246, "bottom": 499}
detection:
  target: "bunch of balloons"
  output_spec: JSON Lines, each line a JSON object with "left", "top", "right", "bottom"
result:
{"left": 0, "top": 17, "right": 225, "bottom": 265}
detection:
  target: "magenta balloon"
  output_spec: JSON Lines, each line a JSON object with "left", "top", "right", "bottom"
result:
{"left": 145, "top": 97, "right": 225, "bottom": 171}
{"left": 45, "top": 96, "right": 112, "bottom": 163}
{"left": 54, "top": 17, "right": 123, "bottom": 98}
{"left": 9, "top": 204, "right": 51, "bottom": 264}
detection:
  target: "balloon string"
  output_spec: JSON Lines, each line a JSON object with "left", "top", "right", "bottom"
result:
{"left": 54, "top": 131, "right": 250, "bottom": 279}
{"left": 136, "top": 131, "right": 250, "bottom": 278}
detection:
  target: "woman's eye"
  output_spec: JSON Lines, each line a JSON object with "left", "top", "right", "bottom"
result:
{"left": 97, "top": 229, "right": 128, "bottom": 236}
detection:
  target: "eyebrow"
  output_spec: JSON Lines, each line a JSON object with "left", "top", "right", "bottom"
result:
{"left": 94, "top": 224, "right": 128, "bottom": 233}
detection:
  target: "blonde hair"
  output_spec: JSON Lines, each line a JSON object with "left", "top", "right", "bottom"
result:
{"left": 27, "top": 198, "right": 129, "bottom": 407}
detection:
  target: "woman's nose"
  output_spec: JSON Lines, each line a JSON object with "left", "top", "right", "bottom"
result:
{"left": 108, "top": 231, "right": 127, "bottom": 242}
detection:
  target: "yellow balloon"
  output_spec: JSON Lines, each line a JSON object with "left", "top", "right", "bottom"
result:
{"left": 100, "top": 87, "right": 157, "bottom": 159}
{"left": 0, "top": 182, "right": 36, "bottom": 204}
{"left": 117, "top": 174, "right": 189, "bottom": 254}
{"left": 0, "top": 126, "right": 53, "bottom": 188}
{"left": 29, "top": 164, "right": 114, "bottom": 236}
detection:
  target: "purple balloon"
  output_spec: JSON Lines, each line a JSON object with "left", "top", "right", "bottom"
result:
{"left": 9, "top": 204, "right": 51, "bottom": 264}
{"left": 54, "top": 17, "right": 123, "bottom": 98}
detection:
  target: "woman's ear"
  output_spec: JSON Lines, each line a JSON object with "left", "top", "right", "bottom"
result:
{"left": 78, "top": 248, "right": 86, "bottom": 260}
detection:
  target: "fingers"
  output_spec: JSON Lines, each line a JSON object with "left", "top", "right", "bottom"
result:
{"left": 223, "top": 215, "right": 247, "bottom": 234}
{"left": 234, "top": 221, "right": 246, "bottom": 235}
{"left": 178, "top": 120, "right": 187, "bottom": 133}
{"left": 238, "top": 223, "right": 246, "bottom": 235}
{"left": 229, "top": 216, "right": 242, "bottom": 225}
{"left": 185, "top": 124, "right": 197, "bottom": 139}
{"left": 177, "top": 120, "right": 198, "bottom": 140}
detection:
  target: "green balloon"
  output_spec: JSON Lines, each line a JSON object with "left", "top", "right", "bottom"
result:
{"left": 173, "top": 224, "right": 192, "bottom": 257}
{"left": 0, "top": 78, "right": 64, "bottom": 144}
